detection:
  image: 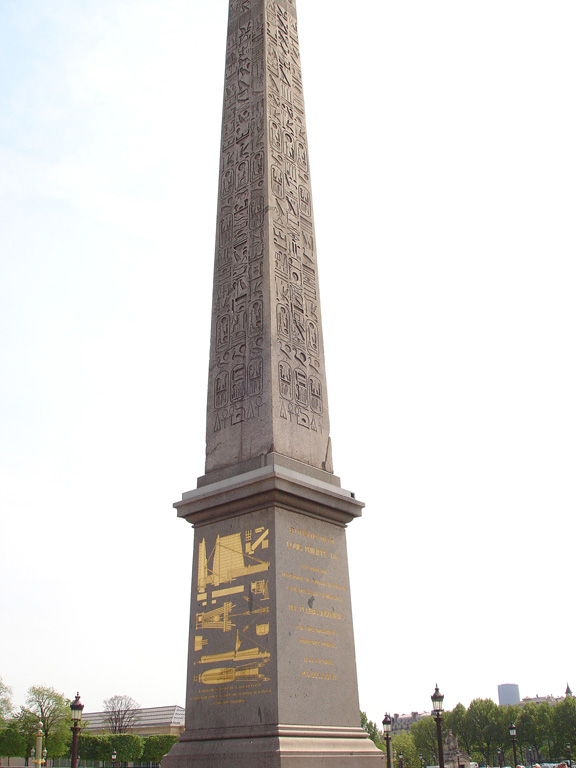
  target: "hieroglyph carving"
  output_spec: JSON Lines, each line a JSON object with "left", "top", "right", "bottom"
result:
{"left": 212, "top": 0, "right": 266, "bottom": 435}
{"left": 210, "top": 0, "right": 326, "bottom": 437}
{"left": 267, "top": 2, "right": 325, "bottom": 434}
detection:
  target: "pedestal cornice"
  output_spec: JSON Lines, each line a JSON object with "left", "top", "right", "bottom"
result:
{"left": 175, "top": 453, "right": 364, "bottom": 528}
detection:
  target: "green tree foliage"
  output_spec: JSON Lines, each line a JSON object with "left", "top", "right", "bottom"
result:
{"left": 411, "top": 715, "right": 438, "bottom": 764}
{"left": 0, "top": 678, "right": 13, "bottom": 723}
{"left": 0, "top": 719, "right": 27, "bottom": 760}
{"left": 466, "top": 698, "right": 502, "bottom": 767}
{"left": 444, "top": 703, "right": 474, "bottom": 756}
{"left": 141, "top": 735, "right": 179, "bottom": 763}
{"left": 19, "top": 686, "right": 71, "bottom": 758}
{"left": 391, "top": 731, "right": 419, "bottom": 768}
{"left": 109, "top": 733, "right": 144, "bottom": 762}
{"left": 361, "top": 712, "right": 383, "bottom": 748}
{"left": 517, "top": 702, "right": 552, "bottom": 762}
{"left": 551, "top": 696, "right": 576, "bottom": 756}
{"left": 78, "top": 734, "right": 113, "bottom": 762}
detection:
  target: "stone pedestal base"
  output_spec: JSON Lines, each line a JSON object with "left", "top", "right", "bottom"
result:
{"left": 163, "top": 725, "right": 385, "bottom": 767}
{"left": 163, "top": 455, "right": 382, "bottom": 768}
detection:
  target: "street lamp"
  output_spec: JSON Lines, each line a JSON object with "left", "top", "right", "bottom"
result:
{"left": 43, "top": 749, "right": 47, "bottom": 767}
{"left": 111, "top": 749, "right": 117, "bottom": 768}
{"left": 399, "top": 752, "right": 404, "bottom": 768}
{"left": 382, "top": 714, "right": 393, "bottom": 768}
{"left": 420, "top": 753, "right": 425, "bottom": 768}
{"left": 70, "top": 693, "right": 84, "bottom": 768}
{"left": 498, "top": 746, "right": 504, "bottom": 768}
{"left": 431, "top": 685, "right": 445, "bottom": 768}
{"left": 567, "top": 744, "right": 571, "bottom": 768}
{"left": 509, "top": 723, "right": 518, "bottom": 768}
{"left": 31, "top": 723, "right": 43, "bottom": 768}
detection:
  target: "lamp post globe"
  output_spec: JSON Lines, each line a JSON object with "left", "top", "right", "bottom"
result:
{"left": 431, "top": 686, "right": 445, "bottom": 768}
{"left": 382, "top": 714, "right": 393, "bottom": 768}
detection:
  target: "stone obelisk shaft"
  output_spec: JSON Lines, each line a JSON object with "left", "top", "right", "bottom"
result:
{"left": 163, "top": 2, "right": 383, "bottom": 766}
{"left": 206, "top": 0, "right": 332, "bottom": 478}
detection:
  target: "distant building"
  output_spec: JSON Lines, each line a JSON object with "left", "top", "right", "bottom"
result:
{"left": 391, "top": 712, "right": 430, "bottom": 733}
{"left": 82, "top": 706, "right": 185, "bottom": 737}
{"left": 520, "top": 684, "right": 573, "bottom": 707}
{"left": 498, "top": 684, "right": 520, "bottom": 707}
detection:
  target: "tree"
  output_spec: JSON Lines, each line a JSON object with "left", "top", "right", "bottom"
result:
{"left": 466, "top": 698, "right": 501, "bottom": 767}
{"left": 109, "top": 734, "right": 144, "bottom": 763}
{"left": 0, "top": 677, "right": 13, "bottom": 723}
{"left": 78, "top": 734, "right": 112, "bottom": 762}
{"left": 411, "top": 715, "right": 439, "bottom": 765}
{"left": 0, "top": 719, "right": 27, "bottom": 763}
{"left": 391, "top": 730, "right": 419, "bottom": 768}
{"left": 20, "top": 686, "right": 71, "bottom": 758}
{"left": 444, "top": 703, "right": 474, "bottom": 756}
{"left": 517, "top": 702, "right": 552, "bottom": 762}
{"left": 141, "top": 735, "right": 179, "bottom": 763}
{"left": 361, "top": 712, "right": 382, "bottom": 747}
{"left": 551, "top": 696, "right": 576, "bottom": 758}
{"left": 103, "top": 696, "right": 139, "bottom": 734}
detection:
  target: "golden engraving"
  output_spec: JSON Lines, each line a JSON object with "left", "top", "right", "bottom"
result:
{"left": 196, "top": 602, "right": 235, "bottom": 632}
{"left": 198, "top": 630, "right": 270, "bottom": 665}
{"left": 250, "top": 579, "right": 269, "bottom": 599}
{"left": 256, "top": 623, "right": 269, "bottom": 636}
{"left": 197, "top": 532, "right": 270, "bottom": 598}
{"left": 212, "top": 585, "right": 245, "bottom": 599}
{"left": 196, "top": 599, "right": 270, "bottom": 634}
{"left": 289, "top": 526, "right": 335, "bottom": 545}
{"left": 301, "top": 671, "right": 337, "bottom": 681}
{"left": 245, "top": 528, "right": 269, "bottom": 555}
{"left": 194, "top": 636, "right": 208, "bottom": 651}
{"left": 196, "top": 660, "right": 270, "bottom": 685}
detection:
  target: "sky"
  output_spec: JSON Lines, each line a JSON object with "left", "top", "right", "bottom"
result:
{"left": 1, "top": 0, "right": 575, "bottom": 728}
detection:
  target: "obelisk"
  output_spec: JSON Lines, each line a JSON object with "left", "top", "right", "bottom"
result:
{"left": 162, "top": 1, "right": 384, "bottom": 765}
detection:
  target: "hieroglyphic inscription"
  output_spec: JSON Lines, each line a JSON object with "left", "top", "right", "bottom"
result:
{"left": 211, "top": 0, "right": 266, "bottom": 436}
{"left": 209, "top": 0, "right": 327, "bottom": 442}
{"left": 268, "top": 2, "right": 326, "bottom": 436}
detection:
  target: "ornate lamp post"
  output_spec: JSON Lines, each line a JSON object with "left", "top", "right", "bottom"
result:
{"left": 498, "top": 746, "right": 504, "bottom": 768}
{"left": 111, "top": 749, "right": 117, "bottom": 768}
{"left": 509, "top": 723, "right": 518, "bottom": 768}
{"left": 70, "top": 693, "right": 84, "bottom": 768}
{"left": 32, "top": 723, "right": 44, "bottom": 768}
{"left": 382, "top": 714, "right": 393, "bottom": 768}
{"left": 431, "top": 686, "right": 445, "bottom": 768}
{"left": 399, "top": 752, "right": 404, "bottom": 768}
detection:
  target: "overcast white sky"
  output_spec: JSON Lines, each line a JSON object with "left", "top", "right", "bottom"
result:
{"left": 1, "top": 0, "right": 575, "bottom": 727}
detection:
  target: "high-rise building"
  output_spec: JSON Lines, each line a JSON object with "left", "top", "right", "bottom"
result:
{"left": 498, "top": 684, "right": 520, "bottom": 706}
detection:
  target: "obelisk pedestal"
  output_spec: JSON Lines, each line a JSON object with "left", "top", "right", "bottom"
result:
{"left": 162, "top": 0, "right": 383, "bottom": 764}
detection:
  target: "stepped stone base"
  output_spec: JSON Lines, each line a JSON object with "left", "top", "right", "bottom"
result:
{"left": 162, "top": 725, "right": 385, "bottom": 767}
